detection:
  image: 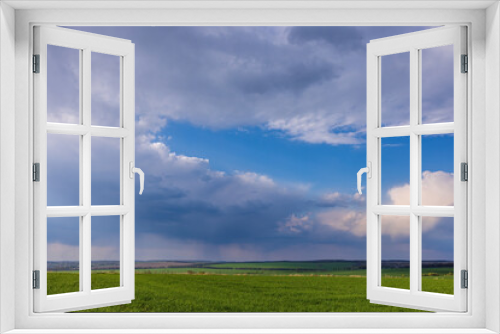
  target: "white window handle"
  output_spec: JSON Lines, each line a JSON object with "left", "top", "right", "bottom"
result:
{"left": 357, "top": 162, "right": 371, "bottom": 195}
{"left": 129, "top": 161, "right": 145, "bottom": 195}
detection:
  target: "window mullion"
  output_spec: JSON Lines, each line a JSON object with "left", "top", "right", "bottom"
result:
{"left": 119, "top": 56, "right": 124, "bottom": 287}
{"left": 409, "top": 47, "right": 420, "bottom": 294}
{"left": 78, "top": 48, "right": 84, "bottom": 293}
{"left": 82, "top": 48, "right": 92, "bottom": 294}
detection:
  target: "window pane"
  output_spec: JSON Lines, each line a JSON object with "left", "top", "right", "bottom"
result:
{"left": 47, "top": 134, "right": 80, "bottom": 206}
{"left": 91, "top": 216, "right": 121, "bottom": 290}
{"left": 92, "top": 52, "right": 121, "bottom": 127}
{"left": 47, "top": 217, "right": 80, "bottom": 295}
{"left": 91, "top": 137, "right": 121, "bottom": 205}
{"left": 381, "top": 215, "right": 410, "bottom": 290}
{"left": 47, "top": 45, "right": 80, "bottom": 124}
{"left": 381, "top": 52, "right": 410, "bottom": 127}
{"left": 421, "top": 134, "right": 454, "bottom": 206}
{"left": 421, "top": 217, "right": 454, "bottom": 295}
{"left": 381, "top": 137, "right": 410, "bottom": 205}
{"left": 421, "top": 45, "right": 454, "bottom": 124}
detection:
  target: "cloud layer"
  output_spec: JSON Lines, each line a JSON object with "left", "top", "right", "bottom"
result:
{"left": 45, "top": 26, "right": 455, "bottom": 262}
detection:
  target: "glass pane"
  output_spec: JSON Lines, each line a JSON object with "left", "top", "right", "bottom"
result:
{"left": 381, "top": 52, "right": 410, "bottom": 127}
{"left": 47, "top": 45, "right": 80, "bottom": 124}
{"left": 381, "top": 136, "right": 410, "bottom": 205}
{"left": 91, "top": 52, "right": 121, "bottom": 127}
{"left": 381, "top": 215, "right": 410, "bottom": 290}
{"left": 421, "top": 217, "right": 454, "bottom": 295}
{"left": 421, "top": 134, "right": 454, "bottom": 206}
{"left": 91, "top": 216, "right": 121, "bottom": 290}
{"left": 91, "top": 137, "right": 120, "bottom": 205}
{"left": 421, "top": 45, "right": 454, "bottom": 124}
{"left": 47, "top": 217, "right": 80, "bottom": 295}
{"left": 47, "top": 134, "right": 80, "bottom": 206}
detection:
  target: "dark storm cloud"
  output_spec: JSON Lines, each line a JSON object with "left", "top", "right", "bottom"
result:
{"left": 288, "top": 26, "right": 364, "bottom": 50}
{"left": 229, "top": 60, "right": 338, "bottom": 95}
{"left": 135, "top": 188, "right": 304, "bottom": 244}
{"left": 66, "top": 26, "right": 441, "bottom": 144}
{"left": 70, "top": 26, "right": 356, "bottom": 143}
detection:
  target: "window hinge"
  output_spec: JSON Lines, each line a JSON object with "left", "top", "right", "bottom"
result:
{"left": 33, "top": 163, "right": 40, "bottom": 182}
{"left": 33, "top": 270, "right": 40, "bottom": 289}
{"left": 33, "top": 54, "right": 40, "bottom": 73}
{"left": 461, "top": 270, "right": 468, "bottom": 289}
{"left": 461, "top": 54, "right": 468, "bottom": 73}
{"left": 461, "top": 162, "right": 468, "bottom": 181}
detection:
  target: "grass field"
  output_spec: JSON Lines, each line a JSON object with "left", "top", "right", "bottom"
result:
{"left": 201, "top": 261, "right": 361, "bottom": 270}
{"left": 46, "top": 261, "right": 453, "bottom": 312}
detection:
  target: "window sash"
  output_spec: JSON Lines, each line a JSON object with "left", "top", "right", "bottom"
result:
{"left": 366, "top": 26, "right": 468, "bottom": 312}
{"left": 32, "top": 25, "right": 136, "bottom": 313}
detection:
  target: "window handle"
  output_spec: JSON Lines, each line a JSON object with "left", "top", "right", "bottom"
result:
{"left": 129, "top": 162, "right": 145, "bottom": 195}
{"left": 357, "top": 162, "right": 371, "bottom": 195}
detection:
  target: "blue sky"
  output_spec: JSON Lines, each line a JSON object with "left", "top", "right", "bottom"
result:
{"left": 46, "top": 26, "right": 455, "bottom": 263}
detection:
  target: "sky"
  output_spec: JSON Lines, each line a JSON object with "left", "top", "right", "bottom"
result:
{"left": 45, "top": 26, "right": 455, "bottom": 264}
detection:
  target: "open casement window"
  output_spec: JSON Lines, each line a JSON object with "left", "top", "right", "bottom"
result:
{"left": 33, "top": 26, "right": 140, "bottom": 312}
{"left": 365, "top": 26, "right": 467, "bottom": 312}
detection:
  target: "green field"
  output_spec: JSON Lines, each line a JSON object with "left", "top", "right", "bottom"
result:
{"left": 47, "top": 272, "right": 121, "bottom": 295}
{"left": 133, "top": 267, "right": 369, "bottom": 276}
{"left": 202, "top": 261, "right": 360, "bottom": 270}
{"left": 46, "top": 261, "right": 453, "bottom": 312}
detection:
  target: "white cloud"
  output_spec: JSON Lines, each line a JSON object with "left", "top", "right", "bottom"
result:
{"left": 136, "top": 114, "right": 168, "bottom": 135}
{"left": 267, "top": 114, "right": 364, "bottom": 145}
{"left": 315, "top": 171, "right": 453, "bottom": 239}
{"left": 421, "top": 170, "right": 454, "bottom": 206}
{"left": 136, "top": 133, "right": 209, "bottom": 179}
{"left": 380, "top": 170, "right": 454, "bottom": 238}
{"left": 320, "top": 191, "right": 365, "bottom": 206}
{"left": 379, "top": 215, "right": 411, "bottom": 239}
{"left": 388, "top": 170, "right": 453, "bottom": 206}
{"left": 136, "top": 134, "right": 306, "bottom": 208}
{"left": 235, "top": 171, "right": 275, "bottom": 187}
{"left": 278, "top": 214, "right": 312, "bottom": 234}
{"left": 316, "top": 207, "right": 366, "bottom": 237}
{"left": 47, "top": 107, "right": 79, "bottom": 124}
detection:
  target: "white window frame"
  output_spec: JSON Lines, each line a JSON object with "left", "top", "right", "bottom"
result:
{"left": 1, "top": 1, "right": 499, "bottom": 333}
{"left": 366, "top": 26, "right": 468, "bottom": 312}
{"left": 33, "top": 26, "right": 136, "bottom": 313}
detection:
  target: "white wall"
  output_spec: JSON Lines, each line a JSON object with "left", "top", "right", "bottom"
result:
{"left": 486, "top": 2, "right": 500, "bottom": 333}
{"left": 0, "top": 2, "right": 16, "bottom": 333}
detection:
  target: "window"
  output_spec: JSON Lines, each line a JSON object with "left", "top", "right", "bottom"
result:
{"left": 364, "top": 26, "right": 467, "bottom": 312}
{"left": 33, "top": 26, "right": 139, "bottom": 312}
{"left": 35, "top": 23, "right": 466, "bottom": 312}
{"left": 3, "top": 2, "right": 495, "bottom": 332}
